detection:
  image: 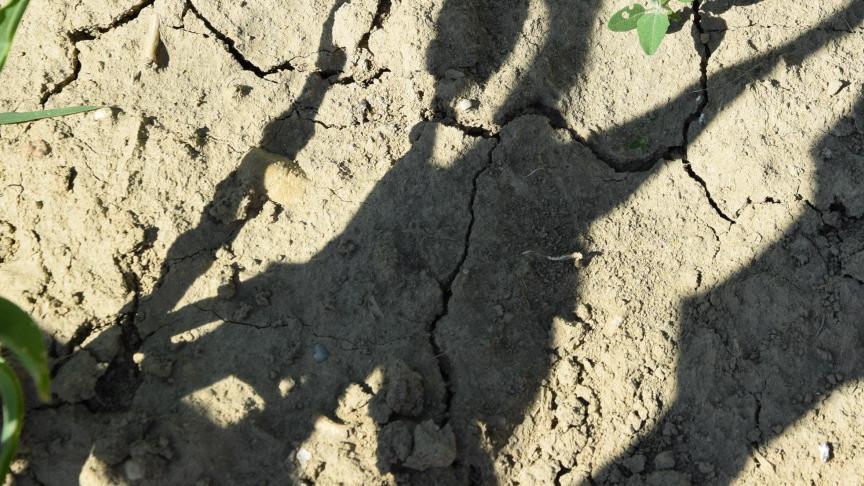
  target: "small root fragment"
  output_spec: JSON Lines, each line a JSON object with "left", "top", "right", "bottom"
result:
{"left": 521, "top": 250, "right": 584, "bottom": 262}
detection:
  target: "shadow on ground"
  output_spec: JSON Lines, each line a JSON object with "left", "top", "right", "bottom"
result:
{"left": 50, "top": 0, "right": 864, "bottom": 484}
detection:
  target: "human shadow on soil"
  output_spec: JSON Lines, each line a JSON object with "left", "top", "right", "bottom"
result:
{"left": 75, "top": 0, "right": 864, "bottom": 484}
{"left": 590, "top": 3, "right": 864, "bottom": 485}
{"left": 594, "top": 92, "right": 864, "bottom": 486}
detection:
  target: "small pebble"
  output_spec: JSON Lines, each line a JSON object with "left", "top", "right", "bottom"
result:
{"left": 132, "top": 352, "right": 145, "bottom": 365}
{"left": 314, "top": 416, "right": 349, "bottom": 439}
{"left": 313, "top": 343, "right": 329, "bottom": 363}
{"left": 92, "top": 107, "right": 112, "bottom": 121}
{"left": 819, "top": 442, "right": 832, "bottom": 463}
{"left": 21, "top": 140, "right": 51, "bottom": 158}
{"left": 278, "top": 378, "right": 295, "bottom": 397}
{"left": 456, "top": 98, "right": 473, "bottom": 112}
{"left": 575, "top": 304, "right": 592, "bottom": 321}
{"left": 296, "top": 447, "right": 312, "bottom": 465}
{"left": 124, "top": 459, "right": 145, "bottom": 481}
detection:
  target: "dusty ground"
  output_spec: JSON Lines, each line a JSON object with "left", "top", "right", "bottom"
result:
{"left": 1, "top": 0, "right": 864, "bottom": 484}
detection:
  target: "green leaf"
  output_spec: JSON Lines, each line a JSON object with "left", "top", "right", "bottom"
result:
{"left": 0, "top": 359, "right": 24, "bottom": 479}
{"left": 637, "top": 11, "right": 670, "bottom": 55}
{"left": 0, "top": 0, "right": 29, "bottom": 72}
{"left": 0, "top": 298, "right": 49, "bottom": 401}
{"left": 626, "top": 135, "right": 650, "bottom": 151}
{"left": 0, "top": 105, "right": 100, "bottom": 125}
{"left": 608, "top": 4, "right": 645, "bottom": 32}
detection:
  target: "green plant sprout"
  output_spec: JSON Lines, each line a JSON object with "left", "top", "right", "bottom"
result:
{"left": 626, "top": 134, "right": 650, "bottom": 151}
{"left": 0, "top": 297, "right": 50, "bottom": 478}
{"left": 608, "top": 0, "right": 692, "bottom": 55}
{"left": 0, "top": 0, "right": 97, "bottom": 124}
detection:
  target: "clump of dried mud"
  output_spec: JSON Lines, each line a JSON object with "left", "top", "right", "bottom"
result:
{"left": 1, "top": 0, "right": 864, "bottom": 484}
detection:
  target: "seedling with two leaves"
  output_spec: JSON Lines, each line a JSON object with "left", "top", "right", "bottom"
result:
{"left": 608, "top": 0, "right": 692, "bottom": 55}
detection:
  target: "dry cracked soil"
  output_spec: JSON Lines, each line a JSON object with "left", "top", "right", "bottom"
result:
{"left": 2, "top": 0, "right": 864, "bottom": 484}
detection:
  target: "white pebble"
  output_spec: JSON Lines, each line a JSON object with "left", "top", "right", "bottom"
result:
{"left": 278, "top": 378, "right": 295, "bottom": 397}
{"left": 456, "top": 98, "right": 473, "bottom": 112}
{"left": 819, "top": 442, "right": 832, "bottom": 463}
{"left": 92, "top": 107, "right": 112, "bottom": 121}
{"left": 296, "top": 447, "right": 312, "bottom": 465}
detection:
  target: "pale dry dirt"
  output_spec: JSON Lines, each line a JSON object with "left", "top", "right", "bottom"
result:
{"left": 1, "top": 0, "right": 864, "bottom": 485}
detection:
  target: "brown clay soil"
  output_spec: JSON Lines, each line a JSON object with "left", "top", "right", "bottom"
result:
{"left": 2, "top": 0, "right": 864, "bottom": 484}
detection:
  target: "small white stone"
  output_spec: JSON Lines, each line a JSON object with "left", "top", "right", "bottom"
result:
{"left": 92, "top": 107, "right": 112, "bottom": 121}
{"left": 456, "top": 99, "right": 473, "bottom": 112}
{"left": 296, "top": 447, "right": 312, "bottom": 465}
{"left": 819, "top": 442, "right": 832, "bottom": 463}
{"left": 132, "top": 352, "right": 145, "bottom": 365}
{"left": 278, "top": 378, "right": 295, "bottom": 397}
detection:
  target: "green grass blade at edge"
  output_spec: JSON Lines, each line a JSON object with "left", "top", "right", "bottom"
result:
{"left": 0, "top": 298, "right": 49, "bottom": 401}
{"left": 0, "top": 359, "right": 24, "bottom": 478}
{"left": 0, "top": 0, "right": 30, "bottom": 72}
{"left": 0, "top": 105, "right": 100, "bottom": 125}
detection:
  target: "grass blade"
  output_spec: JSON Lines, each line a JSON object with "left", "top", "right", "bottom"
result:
{"left": 0, "top": 298, "right": 49, "bottom": 401}
{"left": 0, "top": 0, "right": 30, "bottom": 72}
{"left": 0, "top": 105, "right": 99, "bottom": 125}
{"left": 0, "top": 359, "right": 24, "bottom": 478}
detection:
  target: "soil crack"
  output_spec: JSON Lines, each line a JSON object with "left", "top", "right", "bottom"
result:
{"left": 186, "top": 2, "right": 295, "bottom": 78}
{"left": 40, "top": 0, "right": 158, "bottom": 106}
{"left": 427, "top": 137, "right": 499, "bottom": 425}
{"left": 679, "top": 0, "right": 735, "bottom": 224}
{"left": 358, "top": 0, "right": 392, "bottom": 50}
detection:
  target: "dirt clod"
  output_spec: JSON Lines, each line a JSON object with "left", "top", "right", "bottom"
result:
{"left": 403, "top": 421, "right": 457, "bottom": 471}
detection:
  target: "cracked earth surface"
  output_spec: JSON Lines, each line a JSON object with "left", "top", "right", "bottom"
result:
{"left": 2, "top": 0, "right": 864, "bottom": 484}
